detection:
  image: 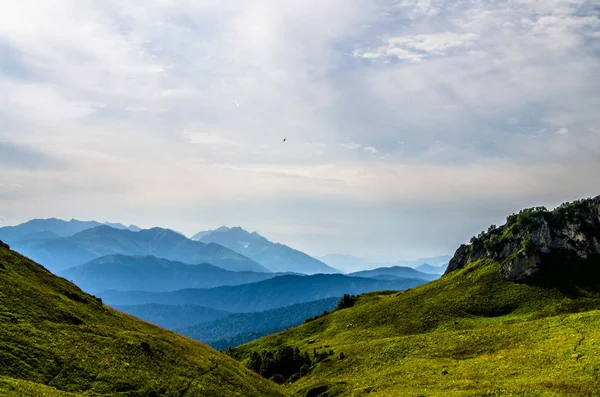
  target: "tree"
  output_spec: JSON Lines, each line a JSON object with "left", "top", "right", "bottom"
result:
{"left": 247, "top": 345, "right": 312, "bottom": 381}
{"left": 259, "top": 351, "right": 276, "bottom": 379}
{"left": 336, "top": 294, "right": 357, "bottom": 310}
{"left": 247, "top": 351, "right": 262, "bottom": 373}
{"left": 484, "top": 234, "right": 501, "bottom": 252}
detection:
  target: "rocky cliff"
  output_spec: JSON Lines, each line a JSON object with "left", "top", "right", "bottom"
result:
{"left": 445, "top": 196, "right": 600, "bottom": 283}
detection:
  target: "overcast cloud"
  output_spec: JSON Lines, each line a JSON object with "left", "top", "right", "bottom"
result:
{"left": 1, "top": 0, "right": 599, "bottom": 259}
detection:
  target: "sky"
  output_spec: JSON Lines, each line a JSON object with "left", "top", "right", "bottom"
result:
{"left": 1, "top": 0, "right": 599, "bottom": 260}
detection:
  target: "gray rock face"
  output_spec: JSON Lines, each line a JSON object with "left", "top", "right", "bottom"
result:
{"left": 445, "top": 195, "right": 600, "bottom": 282}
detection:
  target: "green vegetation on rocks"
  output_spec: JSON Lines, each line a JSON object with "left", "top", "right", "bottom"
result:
{"left": 447, "top": 196, "right": 600, "bottom": 282}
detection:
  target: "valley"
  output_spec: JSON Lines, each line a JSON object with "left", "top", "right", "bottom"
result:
{"left": 1, "top": 195, "right": 599, "bottom": 396}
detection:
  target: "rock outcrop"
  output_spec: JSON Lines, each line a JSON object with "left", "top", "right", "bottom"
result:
{"left": 445, "top": 195, "right": 600, "bottom": 282}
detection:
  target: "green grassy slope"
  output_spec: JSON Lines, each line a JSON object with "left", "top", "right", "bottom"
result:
{"left": 0, "top": 243, "right": 287, "bottom": 397}
{"left": 235, "top": 259, "right": 600, "bottom": 397}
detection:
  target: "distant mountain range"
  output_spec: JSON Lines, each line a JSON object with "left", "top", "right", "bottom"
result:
{"left": 105, "top": 222, "right": 142, "bottom": 232}
{"left": 61, "top": 255, "right": 283, "bottom": 293}
{"left": 11, "top": 225, "right": 268, "bottom": 273}
{"left": 396, "top": 255, "right": 451, "bottom": 268}
{"left": 1, "top": 219, "right": 349, "bottom": 276}
{"left": 193, "top": 226, "right": 339, "bottom": 274}
{"left": 113, "top": 303, "right": 230, "bottom": 330}
{"left": 99, "top": 274, "right": 427, "bottom": 312}
{"left": 317, "top": 254, "right": 388, "bottom": 273}
{"left": 415, "top": 263, "right": 448, "bottom": 275}
{"left": 319, "top": 253, "right": 451, "bottom": 273}
{"left": 0, "top": 218, "right": 141, "bottom": 245}
{"left": 349, "top": 266, "right": 439, "bottom": 281}
{"left": 179, "top": 298, "right": 340, "bottom": 349}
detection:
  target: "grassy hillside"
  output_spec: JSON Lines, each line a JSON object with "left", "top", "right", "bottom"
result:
{"left": 0, "top": 242, "right": 287, "bottom": 396}
{"left": 234, "top": 259, "right": 600, "bottom": 396}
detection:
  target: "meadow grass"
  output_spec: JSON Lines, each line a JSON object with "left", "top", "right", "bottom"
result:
{"left": 236, "top": 260, "right": 600, "bottom": 396}
{"left": 0, "top": 245, "right": 288, "bottom": 397}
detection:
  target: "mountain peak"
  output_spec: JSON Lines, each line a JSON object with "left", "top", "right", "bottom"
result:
{"left": 104, "top": 222, "right": 142, "bottom": 232}
{"left": 446, "top": 195, "right": 600, "bottom": 284}
{"left": 197, "top": 227, "right": 338, "bottom": 275}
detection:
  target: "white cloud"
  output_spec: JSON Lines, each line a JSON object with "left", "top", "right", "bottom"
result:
{"left": 183, "top": 131, "right": 240, "bottom": 146}
{"left": 395, "top": 0, "right": 439, "bottom": 18}
{"left": 341, "top": 142, "right": 362, "bottom": 149}
{"left": 125, "top": 106, "right": 147, "bottom": 112}
{"left": 354, "top": 32, "right": 478, "bottom": 61}
{"left": 425, "top": 142, "right": 448, "bottom": 157}
{"left": 388, "top": 32, "right": 479, "bottom": 54}
{"left": 556, "top": 128, "right": 569, "bottom": 136}
{"left": 0, "top": 0, "right": 598, "bottom": 257}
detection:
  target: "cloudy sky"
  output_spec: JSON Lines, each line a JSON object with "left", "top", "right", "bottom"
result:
{"left": 1, "top": 0, "right": 599, "bottom": 260}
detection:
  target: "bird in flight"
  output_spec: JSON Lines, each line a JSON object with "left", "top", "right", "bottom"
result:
{"left": 283, "top": 138, "right": 286, "bottom": 142}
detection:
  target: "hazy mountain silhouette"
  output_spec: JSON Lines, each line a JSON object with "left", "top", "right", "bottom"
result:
{"left": 14, "top": 226, "right": 269, "bottom": 273}
{"left": 61, "top": 254, "right": 284, "bottom": 293}
{"left": 99, "top": 274, "right": 427, "bottom": 312}
{"left": 194, "top": 226, "right": 339, "bottom": 274}
{"left": 349, "top": 266, "right": 439, "bottom": 281}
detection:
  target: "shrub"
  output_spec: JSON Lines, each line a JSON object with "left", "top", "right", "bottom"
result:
{"left": 246, "top": 345, "right": 311, "bottom": 381}
{"left": 522, "top": 234, "right": 535, "bottom": 253}
{"left": 336, "top": 294, "right": 357, "bottom": 310}
{"left": 484, "top": 234, "right": 502, "bottom": 253}
{"left": 66, "top": 312, "right": 83, "bottom": 325}
{"left": 271, "top": 374, "right": 285, "bottom": 384}
{"left": 140, "top": 341, "right": 151, "bottom": 353}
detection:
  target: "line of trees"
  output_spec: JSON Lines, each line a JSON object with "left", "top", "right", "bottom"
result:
{"left": 246, "top": 345, "right": 345, "bottom": 384}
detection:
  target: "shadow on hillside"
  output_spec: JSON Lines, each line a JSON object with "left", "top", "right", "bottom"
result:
{"left": 526, "top": 252, "right": 600, "bottom": 296}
